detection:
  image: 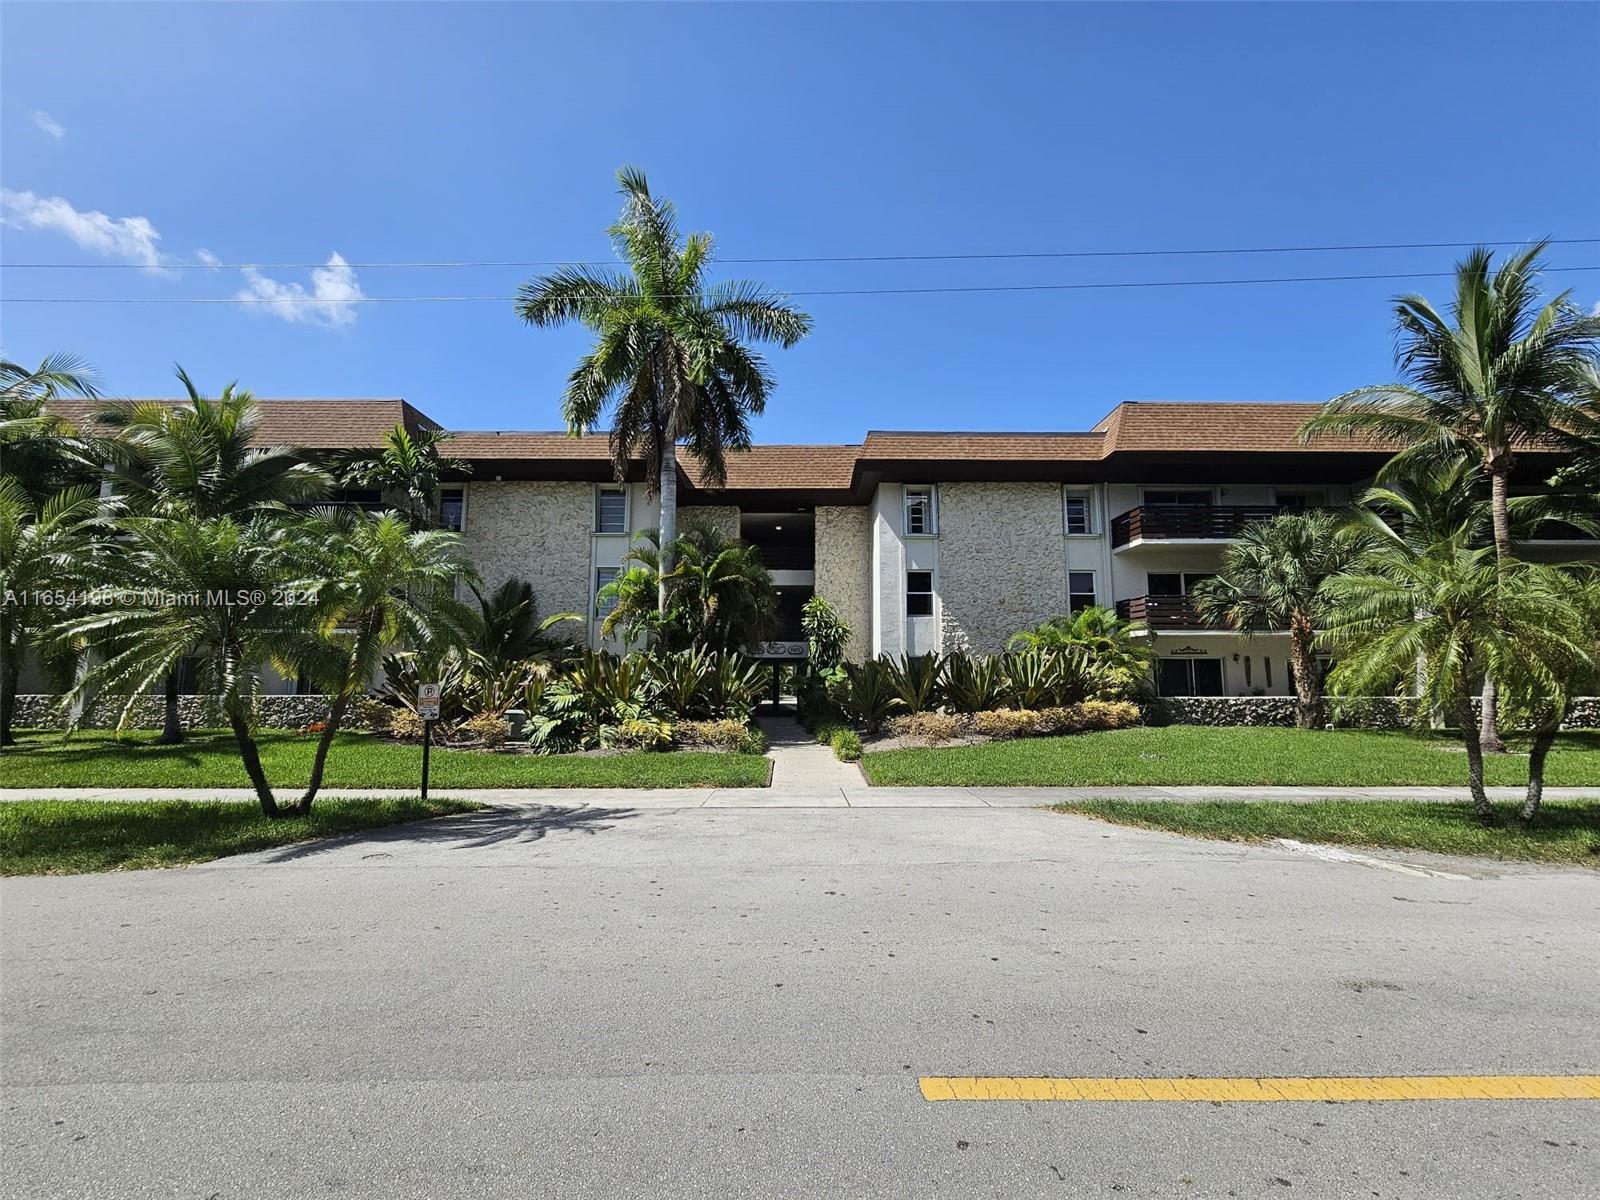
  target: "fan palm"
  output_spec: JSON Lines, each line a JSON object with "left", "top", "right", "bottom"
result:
{"left": 289, "top": 509, "right": 478, "bottom": 811}
{"left": 1190, "top": 512, "right": 1371, "bottom": 729}
{"left": 1320, "top": 541, "right": 1592, "bottom": 821}
{"left": 515, "top": 166, "right": 811, "bottom": 613}
{"left": 94, "top": 366, "right": 330, "bottom": 742}
{"left": 0, "top": 478, "right": 103, "bottom": 743}
{"left": 1300, "top": 241, "right": 1600, "bottom": 748}
{"left": 334, "top": 424, "right": 466, "bottom": 527}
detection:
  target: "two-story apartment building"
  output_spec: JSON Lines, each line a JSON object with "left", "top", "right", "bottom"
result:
{"left": 43, "top": 397, "right": 1591, "bottom": 699}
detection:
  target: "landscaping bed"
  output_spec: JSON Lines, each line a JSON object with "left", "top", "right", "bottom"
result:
{"left": 859, "top": 725, "right": 1600, "bottom": 788}
{"left": 0, "top": 729, "right": 772, "bottom": 790}
{"left": 1051, "top": 799, "right": 1600, "bottom": 867}
{"left": 0, "top": 797, "right": 482, "bottom": 876}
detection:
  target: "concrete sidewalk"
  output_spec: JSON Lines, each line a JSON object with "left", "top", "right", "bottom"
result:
{"left": 2, "top": 784, "right": 1596, "bottom": 807}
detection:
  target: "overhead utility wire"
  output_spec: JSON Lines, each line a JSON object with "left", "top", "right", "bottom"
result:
{"left": 3, "top": 237, "right": 1597, "bottom": 271}
{"left": 5, "top": 265, "right": 1599, "bottom": 305}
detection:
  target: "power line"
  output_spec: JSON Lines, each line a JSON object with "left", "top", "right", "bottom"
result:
{"left": 2, "top": 237, "right": 1597, "bottom": 271}
{"left": 5, "top": 265, "right": 1599, "bottom": 305}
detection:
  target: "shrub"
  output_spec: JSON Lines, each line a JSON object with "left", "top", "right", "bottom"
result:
{"left": 970, "top": 708, "right": 1042, "bottom": 740}
{"left": 1002, "top": 647, "right": 1100, "bottom": 709}
{"left": 608, "top": 716, "right": 674, "bottom": 751}
{"left": 943, "top": 652, "right": 1005, "bottom": 713}
{"left": 702, "top": 654, "right": 767, "bottom": 722}
{"left": 801, "top": 595, "right": 851, "bottom": 668}
{"left": 887, "top": 653, "right": 943, "bottom": 712}
{"left": 673, "top": 718, "right": 751, "bottom": 752}
{"left": 648, "top": 647, "right": 717, "bottom": 718}
{"left": 833, "top": 659, "right": 903, "bottom": 732}
{"left": 1074, "top": 698, "right": 1142, "bottom": 731}
{"left": 386, "top": 708, "right": 427, "bottom": 741}
{"left": 453, "top": 714, "right": 512, "bottom": 748}
{"left": 886, "top": 711, "right": 963, "bottom": 743}
{"left": 830, "top": 729, "right": 862, "bottom": 761}
{"left": 737, "top": 726, "right": 768, "bottom": 755}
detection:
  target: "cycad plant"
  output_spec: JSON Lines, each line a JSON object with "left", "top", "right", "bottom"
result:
{"left": 1191, "top": 512, "right": 1371, "bottom": 729}
{"left": 516, "top": 166, "right": 811, "bottom": 612}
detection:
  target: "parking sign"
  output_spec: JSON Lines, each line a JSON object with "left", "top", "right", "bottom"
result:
{"left": 417, "top": 683, "right": 442, "bottom": 721}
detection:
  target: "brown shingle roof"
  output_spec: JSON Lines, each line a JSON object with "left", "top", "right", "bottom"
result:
{"left": 861, "top": 431, "right": 1107, "bottom": 461}
{"left": 1094, "top": 401, "right": 1366, "bottom": 453}
{"left": 45, "top": 398, "right": 438, "bottom": 449}
{"left": 443, "top": 431, "right": 616, "bottom": 460}
{"left": 682, "top": 445, "right": 860, "bottom": 490}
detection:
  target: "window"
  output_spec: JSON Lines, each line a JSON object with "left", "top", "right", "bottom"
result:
{"left": 1068, "top": 571, "right": 1097, "bottom": 614}
{"left": 1064, "top": 492, "right": 1093, "bottom": 535}
{"left": 595, "top": 567, "right": 619, "bottom": 620}
{"left": 1157, "top": 658, "right": 1224, "bottom": 696}
{"left": 595, "top": 488, "right": 627, "bottom": 534}
{"left": 1147, "top": 571, "right": 1212, "bottom": 596}
{"left": 1274, "top": 490, "right": 1326, "bottom": 509}
{"left": 906, "top": 570, "right": 934, "bottom": 617}
{"left": 440, "top": 486, "right": 465, "bottom": 532}
{"left": 1143, "top": 489, "right": 1212, "bottom": 507}
{"left": 1264, "top": 656, "right": 1273, "bottom": 688}
{"left": 904, "top": 487, "right": 936, "bottom": 536}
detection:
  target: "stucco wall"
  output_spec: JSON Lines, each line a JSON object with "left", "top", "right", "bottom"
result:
{"left": 814, "top": 505, "right": 872, "bottom": 662}
{"left": 937, "top": 482, "right": 1067, "bottom": 654}
{"left": 463, "top": 482, "right": 593, "bottom": 624}
{"left": 680, "top": 504, "right": 741, "bottom": 541}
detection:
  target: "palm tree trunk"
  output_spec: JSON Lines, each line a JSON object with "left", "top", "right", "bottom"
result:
{"left": 1454, "top": 700, "right": 1492, "bottom": 820}
{"left": 157, "top": 670, "right": 184, "bottom": 744}
{"left": 658, "top": 439, "right": 678, "bottom": 615}
{"left": 0, "top": 655, "right": 17, "bottom": 747}
{"left": 295, "top": 693, "right": 349, "bottom": 814}
{"left": 226, "top": 702, "right": 280, "bottom": 818}
{"left": 1479, "top": 464, "right": 1514, "bottom": 754}
{"left": 1519, "top": 726, "right": 1558, "bottom": 825}
{"left": 1288, "top": 615, "right": 1323, "bottom": 730}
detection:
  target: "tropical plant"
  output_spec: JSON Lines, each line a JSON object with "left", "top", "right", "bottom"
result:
{"left": 1320, "top": 540, "right": 1593, "bottom": 820}
{"left": 942, "top": 651, "right": 1006, "bottom": 714}
{"left": 290, "top": 509, "right": 478, "bottom": 811}
{"left": 698, "top": 653, "right": 766, "bottom": 722}
{"left": 0, "top": 479, "right": 103, "bottom": 742}
{"left": 1001, "top": 648, "right": 1101, "bottom": 710}
{"left": 1190, "top": 512, "right": 1371, "bottom": 729}
{"left": 647, "top": 645, "right": 718, "bottom": 717}
{"left": 60, "top": 515, "right": 317, "bottom": 817}
{"left": 1006, "top": 605, "right": 1154, "bottom": 697}
{"left": 801, "top": 595, "right": 851, "bottom": 668}
{"left": 1300, "top": 241, "right": 1600, "bottom": 748}
{"left": 599, "top": 523, "right": 777, "bottom": 651}
{"left": 886, "top": 653, "right": 943, "bottom": 713}
{"left": 515, "top": 166, "right": 811, "bottom": 612}
{"left": 833, "top": 658, "right": 902, "bottom": 732}
{"left": 0, "top": 354, "right": 102, "bottom": 501}
{"left": 334, "top": 424, "right": 467, "bottom": 527}
{"left": 94, "top": 367, "right": 330, "bottom": 743}
{"left": 469, "top": 577, "right": 581, "bottom": 671}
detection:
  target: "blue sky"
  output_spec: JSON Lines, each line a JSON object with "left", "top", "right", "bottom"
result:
{"left": 3, "top": 1, "right": 1597, "bottom": 442}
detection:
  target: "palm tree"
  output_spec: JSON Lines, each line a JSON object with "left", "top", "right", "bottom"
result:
{"left": 1300, "top": 241, "right": 1600, "bottom": 749}
{"left": 96, "top": 366, "right": 330, "bottom": 742}
{"left": 1006, "top": 605, "right": 1154, "bottom": 694}
{"left": 334, "top": 424, "right": 466, "bottom": 527}
{"left": 1320, "top": 540, "right": 1591, "bottom": 820}
{"left": 599, "top": 523, "right": 776, "bottom": 652}
{"left": 515, "top": 166, "right": 811, "bottom": 613}
{"left": 289, "top": 509, "right": 478, "bottom": 812}
{"left": 62, "top": 515, "right": 317, "bottom": 817}
{"left": 1190, "top": 511, "right": 1371, "bottom": 729}
{"left": 0, "top": 354, "right": 103, "bottom": 501}
{"left": 0, "top": 479, "right": 103, "bottom": 743}
{"left": 469, "top": 577, "right": 582, "bottom": 670}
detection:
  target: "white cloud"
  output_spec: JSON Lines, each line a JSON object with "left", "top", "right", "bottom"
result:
{"left": 236, "top": 253, "right": 363, "bottom": 328}
{"left": 0, "top": 188, "right": 166, "bottom": 271}
{"left": 30, "top": 110, "right": 66, "bottom": 139}
{"left": 195, "top": 248, "right": 223, "bottom": 270}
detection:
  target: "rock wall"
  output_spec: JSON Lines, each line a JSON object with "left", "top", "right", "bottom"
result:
{"left": 937, "top": 482, "right": 1066, "bottom": 654}
{"left": 1149, "top": 696, "right": 1600, "bottom": 730}
{"left": 10, "top": 694, "right": 377, "bottom": 731}
{"left": 464, "top": 481, "right": 593, "bottom": 622}
{"left": 814, "top": 505, "right": 872, "bottom": 662}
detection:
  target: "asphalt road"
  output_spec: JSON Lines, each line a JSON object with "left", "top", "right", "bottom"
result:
{"left": 3, "top": 804, "right": 1597, "bottom": 1199}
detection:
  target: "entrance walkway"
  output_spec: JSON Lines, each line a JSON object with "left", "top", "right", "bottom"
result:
{"left": 756, "top": 711, "right": 863, "bottom": 796}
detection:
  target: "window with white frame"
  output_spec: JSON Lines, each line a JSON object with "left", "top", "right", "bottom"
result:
{"left": 595, "top": 487, "right": 627, "bottom": 534}
{"left": 439, "top": 486, "right": 465, "bottom": 532}
{"left": 1143, "top": 488, "right": 1212, "bottom": 507}
{"left": 906, "top": 569, "right": 934, "bottom": 617}
{"left": 1068, "top": 571, "right": 1097, "bottom": 614}
{"left": 595, "top": 567, "right": 620, "bottom": 620}
{"left": 904, "top": 486, "right": 936, "bottom": 536}
{"left": 1064, "top": 491, "right": 1093, "bottom": 535}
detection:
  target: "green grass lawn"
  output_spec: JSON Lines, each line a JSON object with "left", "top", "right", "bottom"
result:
{"left": 0, "top": 729, "right": 772, "bottom": 790}
{"left": 861, "top": 725, "right": 1600, "bottom": 788}
{"left": 1052, "top": 799, "right": 1600, "bottom": 866}
{"left": 0, "top": 797, "right": 481, "bottom": 875}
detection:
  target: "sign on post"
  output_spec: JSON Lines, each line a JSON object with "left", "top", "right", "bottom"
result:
{"left": 416, "top": 683, "right": 442, "bottom": 721}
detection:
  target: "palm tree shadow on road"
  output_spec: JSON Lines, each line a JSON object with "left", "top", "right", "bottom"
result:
{"left": 254, "top": 804, "right": 641, "bottom": 863}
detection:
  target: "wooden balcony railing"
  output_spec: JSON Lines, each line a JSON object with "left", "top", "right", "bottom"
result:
{"left": 1115, "top": 594, "right": 1215, "bottom": 629}
{"left": 1110, "top": 504, "right": 1287, "bottom": 547}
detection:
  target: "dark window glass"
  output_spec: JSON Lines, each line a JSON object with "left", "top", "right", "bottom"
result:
{"left": 1157, "top": 657, "right": 1224, "bottom": 696}
{"left": 1147, "top": 572, "right": 1184, "bottom": 596}
{"left": 906, "top": 570, "right": 934, "bottom": 617}
{"left": 1068, "top": 571, "right": 1096, "bottom": 613}
{"left": 595, "top": 567, "right": 619, "bottom": 618}
{"left": 1144, "top": 490, "right": 1212, "bottom": 507}
{"left": 595, "top": 489, "right": 626, "bottom": 534}
{"left": 1064, "top": 493, "right": 1091, "bottom": 535}
{"left": 1191, "top": 658, "right": 1224, "bottom": 696}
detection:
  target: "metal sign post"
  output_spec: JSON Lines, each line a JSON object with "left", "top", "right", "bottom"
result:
{"left": 417, "top": 684, "right": 442, "bottom": 799}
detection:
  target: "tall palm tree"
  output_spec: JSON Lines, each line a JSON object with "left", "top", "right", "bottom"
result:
{"left": 334, "top": 424, "right": 466, "bottom": 527}
{"left": 0, "top": 354, "right": 103, "bottom": 501}
{"left": 0, "top": 479, "right": 103, "bottom": 743}
{"left": 95, "top": 366, "right": 330, "bottom": 742}
{"left": 1191, "top": 511, "right": 1371, "bottom": 729}
{"left": 289, "top": 509, "right": 478, "bottom": 812}
{"left": 62, "top": 514, "right": 317, "bottom": 817}
{"left": 1300, "top": 241, "right": 1600, "bottom": 749}
{"left": 515, "top": 166, "right": 811, "bottom": 613}
{"left": 1320, "top": 540, "right": 1591, "bottom": 820}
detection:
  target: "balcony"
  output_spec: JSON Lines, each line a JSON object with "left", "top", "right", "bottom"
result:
{"left": 1115, "top": 594, "right": 1216, "bottom": 630}
{"left": 1111, "top": 504, "right": 1287, "bottom": 549}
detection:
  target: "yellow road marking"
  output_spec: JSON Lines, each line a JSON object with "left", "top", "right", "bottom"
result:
{"left": 918, "top": 1075, "right": 1600, "bottom": 1103}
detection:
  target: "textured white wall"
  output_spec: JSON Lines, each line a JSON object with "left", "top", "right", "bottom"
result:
{"left": 937, "top": 482, "right": 1067, "bottom": 654}
{"left": 463, "top": 481, "right": 594, "bottom": 629}
{"left": 814, "top": 505, "right": 872, "bottom": 663}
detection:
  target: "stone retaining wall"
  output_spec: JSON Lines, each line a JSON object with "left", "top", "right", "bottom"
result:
{"left": 1149, "top": 695, "right": 1600, "bottom": 730}
{"left": 10, "top": 694, "right": 382, "bottom": 731}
